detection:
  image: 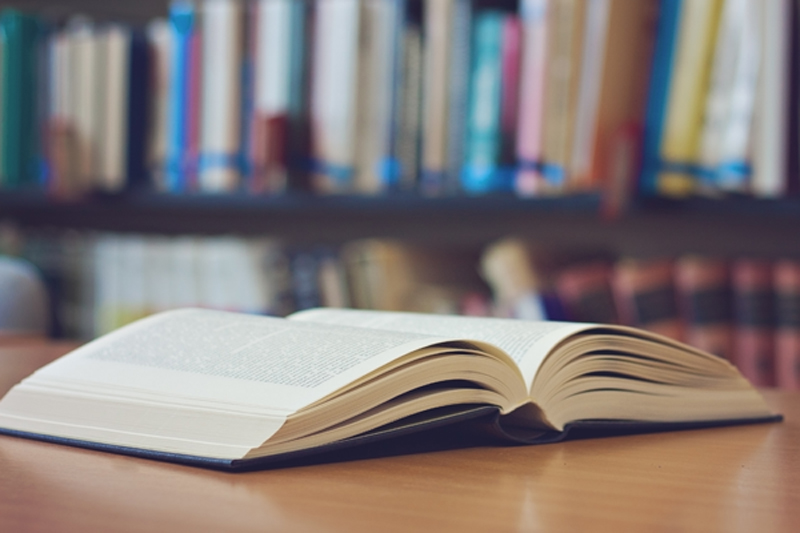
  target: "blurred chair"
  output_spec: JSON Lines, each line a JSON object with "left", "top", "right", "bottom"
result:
{"left": 0, "top": 256, "right": 50, "bottom": 336}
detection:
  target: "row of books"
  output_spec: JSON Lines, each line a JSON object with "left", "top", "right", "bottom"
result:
{"left": 5, "top": 227, "right": 800, "bottom": 390}
{"left": 480, "top": 238, "right": 800, "bottom": 390}
{"left": 1, "top": 0, "right": 793, "bottom": 200}
{"left": 5, "top": 231, "right": 488, "bottom": 339}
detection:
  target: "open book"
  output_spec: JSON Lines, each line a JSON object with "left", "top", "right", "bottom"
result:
{"left": 0, "top": 308, "right": 780, "bottom": 469}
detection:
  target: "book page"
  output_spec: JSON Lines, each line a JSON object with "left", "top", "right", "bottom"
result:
{"left": 289, "top": 308, "right": 592, "bottom": 386}
{"left": 22, "top": 309, "right": 466, "bottom": 415}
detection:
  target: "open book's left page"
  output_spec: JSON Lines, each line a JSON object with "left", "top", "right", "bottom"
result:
{"left": 0, "top": 309, "right": 465, "bottom": 459}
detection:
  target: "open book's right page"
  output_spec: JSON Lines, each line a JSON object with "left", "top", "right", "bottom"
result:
{"left": 288, "top": 308, "right": 592, "bottom": 387}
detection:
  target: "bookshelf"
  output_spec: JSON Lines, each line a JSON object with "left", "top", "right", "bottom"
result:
{"left": 2, "top": 191, "right": 799, "bottom": 257}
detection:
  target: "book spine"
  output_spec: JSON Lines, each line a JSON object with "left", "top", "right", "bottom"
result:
{"left": 698, "top": 0, "right": 761, "bottom": 193}
{"left": 0, "top": 10, "right": 40, "bottom": 188}
{"left": 514, "top": 0, "right": 549, "bottom": 197}
{"left": 499, "top": 15, "right": 522, "bottom": 178}
{"left": 674, "top": 256, "right": 733, "bottom": 361}
{"left": 568, "top": 0, "right": 610, "bottom": 190}
{"left": 556, "top": 261, "right": 620, "bottom": 324}
{"left": 750, "top": 0, "right": 791, "bottom": 198}
{"left": 732, "top": 259, "right": 775, "bottom": 387}
{"left": 774, "top": 260, "right": 800, "bottom": 389}
{"left": 126, "top": 30, "right": 150, "bottom": 189}
{"left": 462, "top": 11, "right": 505, "bottom": 195}
{"left": 250, "top": 0, "right": 293, "bottom": 194}
{"left": 612, "top": 258, "right": 684, "bottom": 341}
{"left": 640, "top": 0, "right": 682, "bottom": 196}
{"left": 98, "top": 25, "right": 131, "bottom": 192}
{"left": 539, "top": 0, "right": 581, "bottom": 193}
{"left": 165, "top": 1, "right": 196, "bottom": 193}
{"left": 392, "top": 7, "right": 423, "bottom": 192}
{"left": 309, "top": 0, "right": 361, "bottom": 194}
{"left": 419, "top": 0, "right": 453, "bottom": 196}
{"left": 444, "top": 0, "right": 472, "bottom": 195}
{"left": 655, "top": 0, "right": 723, "bottom": 198}
{"left": 145, "top": 19, "right": 172, "bottom": 192}
{"left": 198, "top": 0, "right": 244, "bottom": 193}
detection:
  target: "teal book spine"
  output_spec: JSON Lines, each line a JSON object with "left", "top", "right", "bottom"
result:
{"left": 462, "top": 11, "right": 505, "bottom": 195}
{"left": 0, "top": 9, "right": 39, "bottom": 188}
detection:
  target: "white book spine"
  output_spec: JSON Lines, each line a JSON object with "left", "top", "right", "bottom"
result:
{"left": 100, "top": 26, "right": 131, "bottom": 192}
{"left": 752, "top": 0, "right": 790, "bottom": 198}
{"left": 199, "top": 0, "right": 244, "bottom": 192}
{"left": 255, "top": 0, "right": 292, "bottom": 117}
{"left": 310, "top": 0, "right": 361, "bottom": 192}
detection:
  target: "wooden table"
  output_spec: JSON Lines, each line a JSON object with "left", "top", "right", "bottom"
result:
{"left": 0, "top": 344, "right": 797, "bottom": 532}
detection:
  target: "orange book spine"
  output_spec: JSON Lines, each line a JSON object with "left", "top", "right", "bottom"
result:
{"left": 774, "top": 260, "right": 800, "bottom": 389}
{"left": 732, "top": 259, "right": 775, "bottom": 387}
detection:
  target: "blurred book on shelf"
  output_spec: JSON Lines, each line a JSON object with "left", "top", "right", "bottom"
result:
{"left": 0, "top": 0, "right": 795, "bottom": 201}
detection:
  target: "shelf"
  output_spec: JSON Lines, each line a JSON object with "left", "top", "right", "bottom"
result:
{"left": 2, "top": 190, "right": 800, "bottom": 256}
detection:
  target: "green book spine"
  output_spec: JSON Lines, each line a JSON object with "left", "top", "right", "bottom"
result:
{"left": 0, "top": 10, "right": 39, "bottom": 187}
{"left": 462, "top": 11, "right": 505, "bottom": 194}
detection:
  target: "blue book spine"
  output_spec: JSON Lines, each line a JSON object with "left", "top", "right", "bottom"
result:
{"left": 164, "top": 2, "right": 195, "bottom": 193}
{"left": 640, "top": 0, "right": 682, "bottom": 196}
{"left": 462, "top": 11, "right": 505, "bottom": 195}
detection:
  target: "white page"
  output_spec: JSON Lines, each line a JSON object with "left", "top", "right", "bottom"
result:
{"left": 289, "top": 308, "right": 592, "bottom": 386}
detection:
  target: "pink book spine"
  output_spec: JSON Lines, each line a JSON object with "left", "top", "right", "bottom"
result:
{"left": 774, "top": 260, "right": 800, "bottom": 389}
{"left": 732, "top": 259, "right": 775, "bottom": 387}
{"left": 515, "top": 0, "right": 548, "bottom": 196}
{"left": 184, "top": 26, "right": 203, "bottom": 192}
{"left": 501, "top": 16, "right": 522, "bottom": 142}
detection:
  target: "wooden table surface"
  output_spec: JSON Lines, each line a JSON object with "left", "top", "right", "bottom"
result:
{"left": 0, "top": 343, "right": 797, "bottom": 533}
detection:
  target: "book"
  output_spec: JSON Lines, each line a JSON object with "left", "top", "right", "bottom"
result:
{"left": 198, "top": 0, "right": 244, "bottom": 192}
{"left": 0, "top": 9, "right": 40, "bottom": 188}
{"left": 674, "top": 255, "right": 733, "bottom": 361}
{"left": 514, "top": 0, "right": 549, "bottom": 196}
{"left": 774, "top": 260, "right": 800, "bottom": 390}
{"left": 0, "top": 307, "right": 780, "bottom": 470}
{"left": 731, "top": 259, "right": 775, "bottom": 387}
{"left": 655, "top": 0, "right": 723, "bottom": 197}
{"left": 308, "top": 0, "right": 362, "bottom": 194}
{"left": 612, "top": 257, "right": 684, "bottom": 341}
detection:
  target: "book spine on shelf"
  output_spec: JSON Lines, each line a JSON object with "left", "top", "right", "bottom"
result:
{"left": 514, "top": 0, "right": 549, "bottom": 197}
{"left": 774, "top": 260, "right": 800, "bottom": 390}
{"left": 165, "top": 1, "right": 197, "bottom": 193}
{"left": 462, "top": 10, "right": 506, "bottom": 195}
{"left": 732, "top": 259, "right": 775, "bottom": 387}
{"left": 0, "top": 10, "right": 40, "bottom": 188}
{"left": 674, "top": 255, "right": 733, "bottom": 361}
{"left": 640, "top": 0, "right": 681, "bottom": 196}
{"left": 655, "top": 0, "right": 723, "bottom": 198}
{"left": 198, "top": 0, "right": 244, "bottom": 193}
{"left": 309, "top": 0, "right": 361, "bottom": 194}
